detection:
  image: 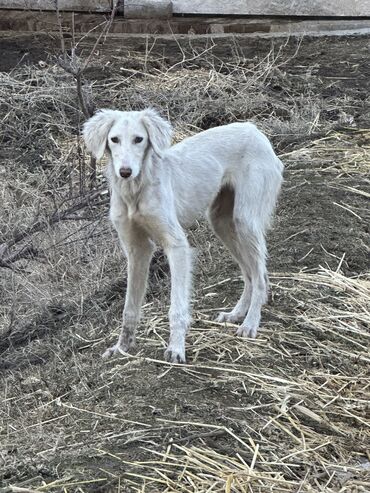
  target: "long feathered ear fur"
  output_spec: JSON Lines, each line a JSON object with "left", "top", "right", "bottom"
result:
{"left": 141, "top": 108, "right": 172, "bottom": 157}
{"left": 82, "top": 109, "right": 119, "bottom": 160}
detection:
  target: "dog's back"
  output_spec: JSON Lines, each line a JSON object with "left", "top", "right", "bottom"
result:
{"left": 163, "top": 122, "right": 283, "bottom": 228}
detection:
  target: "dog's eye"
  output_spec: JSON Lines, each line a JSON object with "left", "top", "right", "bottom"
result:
{"left": 111, "top": 136, "right": 119, "bottom": 143}
{"left": 134, "top": 136, "right": 143, "bottom": 144}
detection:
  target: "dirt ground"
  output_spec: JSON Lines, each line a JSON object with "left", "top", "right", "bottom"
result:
{"left": 0, "top": 32, "right": 369, "bottom": 492}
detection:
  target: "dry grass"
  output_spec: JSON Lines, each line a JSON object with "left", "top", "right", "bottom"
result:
{"left": 1, "top": 35, "right": 369, "bottom": 493}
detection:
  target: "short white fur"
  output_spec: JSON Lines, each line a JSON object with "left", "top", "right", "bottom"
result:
{"left": 83, "top": 108, "right": 283, "bottom": 363}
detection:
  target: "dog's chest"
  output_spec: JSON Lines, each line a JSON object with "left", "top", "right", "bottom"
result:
{"left": 119, "top": 181, "right": 171, "bottom": 245}
{"left": 125, "top": 199, "right": 140, "bottom": 220}
{"left": 123, "top": 190, "right": 155, "bottom": 231}
{"left": 120, "top": 182, "right": 144, "bottom": 219}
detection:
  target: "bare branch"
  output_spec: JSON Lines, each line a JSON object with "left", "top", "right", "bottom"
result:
{"left": 54, "top": 0, "right": 66, "bottom": 60}
{"left": 54, "top": 1, "right": 120, "bottom": 185}
{"left": 0, "top": 189, "right": 108, "bottom": 267}
{"left": 82, "top": 0, "right": 120, "bottom": 71}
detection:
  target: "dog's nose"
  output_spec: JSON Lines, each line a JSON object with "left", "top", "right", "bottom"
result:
{"left": 119, "top": 167, "right": 132, "bottom": 178}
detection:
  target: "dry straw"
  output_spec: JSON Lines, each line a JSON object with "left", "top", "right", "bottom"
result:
{"left": 1, "top": 38, "right": 369, "bottom": 493}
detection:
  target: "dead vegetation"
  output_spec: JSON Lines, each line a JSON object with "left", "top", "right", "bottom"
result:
{"left": 0, "top": 34, "right": 369, "bottom": 492}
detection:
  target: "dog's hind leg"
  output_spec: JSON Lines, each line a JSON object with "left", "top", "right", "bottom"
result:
{"left": 232, "top": 224, "right": 268, "bottom": 338}
{"left": 229, "top": 155, "right": 282, "bottom": 338}
{"left": 208, "top": 185, "right": 252, "bottom": 324}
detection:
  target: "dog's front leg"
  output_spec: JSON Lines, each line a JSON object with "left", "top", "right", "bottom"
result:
{"left": 164, "top": 235, "right": 192, "bottom": 363}
{"left": 103, "top": 231, "right": 154, "bottom": 358}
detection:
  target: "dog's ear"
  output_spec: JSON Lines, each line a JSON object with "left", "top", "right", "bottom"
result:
{"left": 82, "top": 110, "right": 118, "bottom": 160}
{"left": 142, "top": 108, "right": 172, "bottom": 157}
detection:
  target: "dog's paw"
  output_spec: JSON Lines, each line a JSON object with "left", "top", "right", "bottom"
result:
{"left": 102, "top": 336, "right": 136, "bottom": 359}
{"left": 164, "top": 346, "right": 186, "bottom": 364}
{"left": 236, "top": 324, "right": 258, "bottom": 339}
{"left": 102, "top": 344, "right": 121, "bottom": 359}
{"left": 216, "top": 311, "right": 244, "bottom": 324}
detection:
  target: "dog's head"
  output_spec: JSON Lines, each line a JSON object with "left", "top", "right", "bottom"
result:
{"left": 82, "top": 108, "right": 172, "bottom": 181}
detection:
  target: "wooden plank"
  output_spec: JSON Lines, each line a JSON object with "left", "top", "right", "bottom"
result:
{"left": 0, "top": 11, "right": 270, "bottom": 34}
{"left": 1, "top": 11, "right": 370, "bottom": 36}
{"left": 3, "top": 10, "right": 370, "bottom": 36}
{"left": 172, "top": 0, "right": 370, "bottom": 17}
{"left": 0, "top": 0, "right": 111, "bottom": 11}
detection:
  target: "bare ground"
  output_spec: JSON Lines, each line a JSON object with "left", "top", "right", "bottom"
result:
{"left": 0, "top": 33, "right": 369, "bottom": 492}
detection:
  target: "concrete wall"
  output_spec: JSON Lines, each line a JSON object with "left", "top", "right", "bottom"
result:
{"left": 173, "top": 0, "right": 370, "bottom": 17}
{"left": 1, "top": 0, "right": 369, "bottom": 16}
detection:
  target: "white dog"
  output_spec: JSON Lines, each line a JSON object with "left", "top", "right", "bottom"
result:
{"left": 83, "top": 109, "right": 283, "bottom": 363}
